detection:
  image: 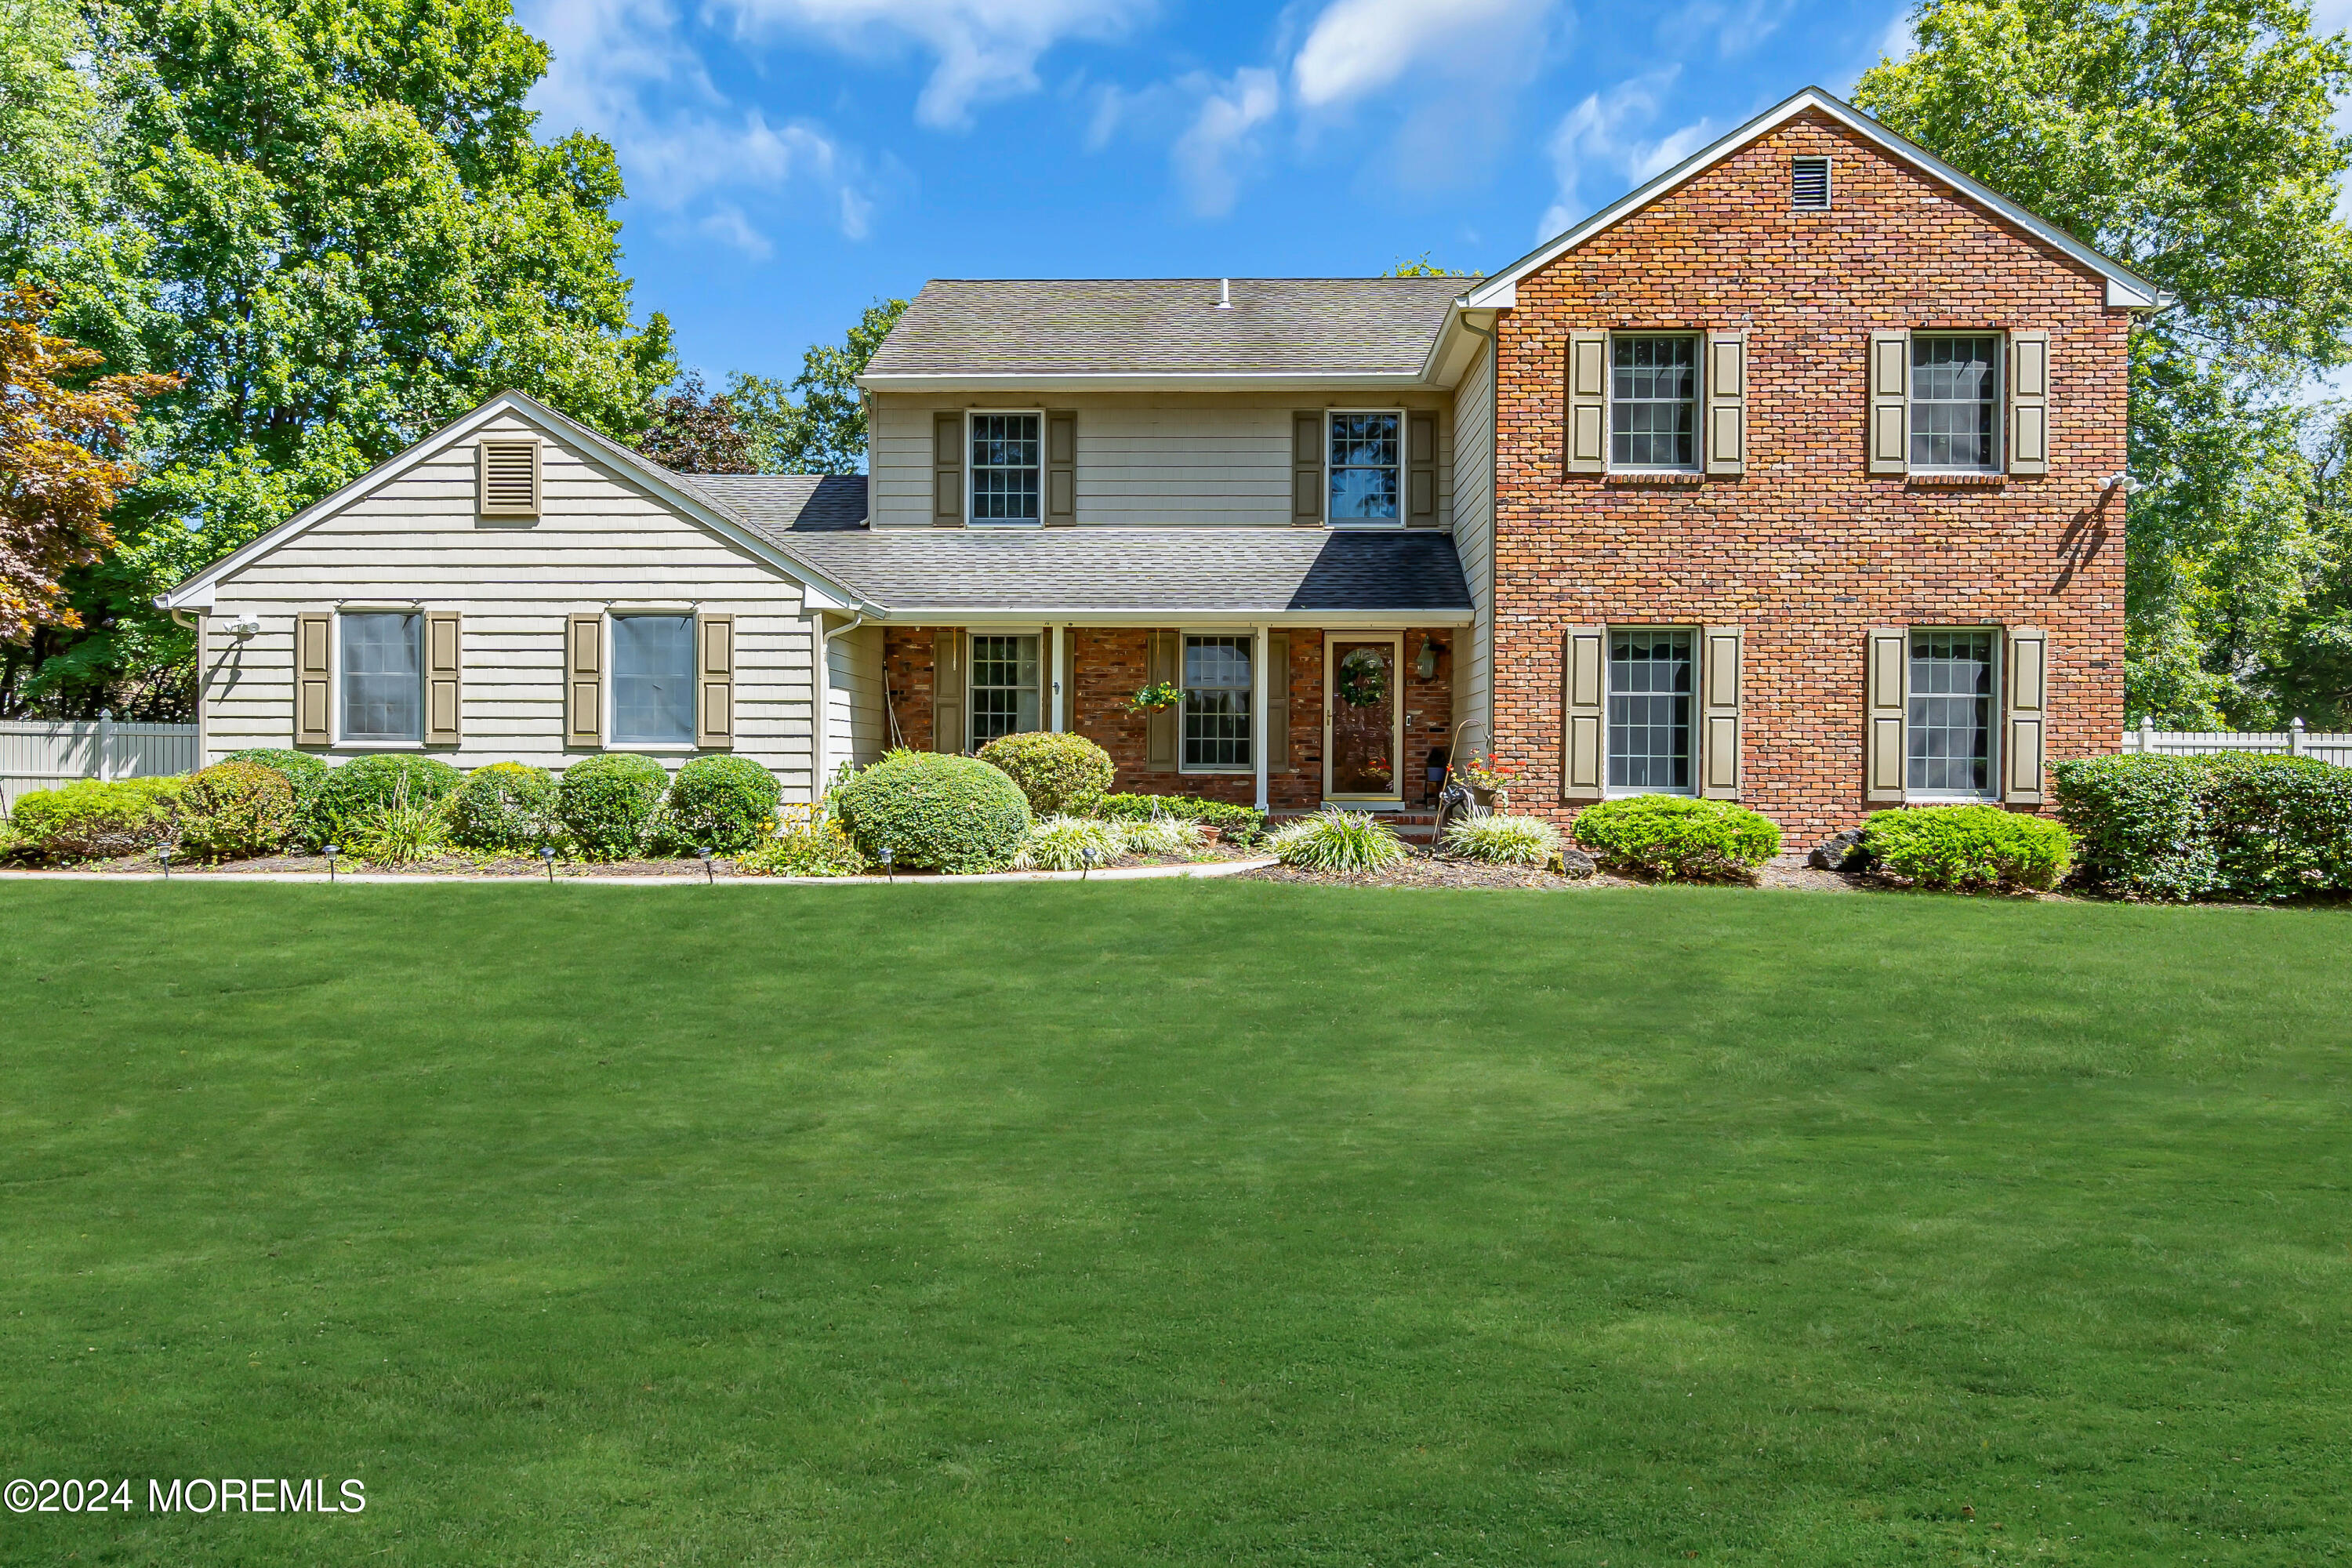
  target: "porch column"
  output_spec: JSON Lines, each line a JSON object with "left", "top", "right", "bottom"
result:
{"left": 1253, "top": 623, "right": 1270, "bottom": 811}
{"left": 1048, "top": 623, "right": 1064, "bottom": 732}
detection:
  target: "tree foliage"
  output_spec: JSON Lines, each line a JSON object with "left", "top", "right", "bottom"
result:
{"left": 1855, "top": 0, "right": 2352, "bottom": 724}
{"left": 635, "top": 372, "right": 753, "bottom": 474}
{"left": 728, "top": 298, "right": 906, "bottom": 473}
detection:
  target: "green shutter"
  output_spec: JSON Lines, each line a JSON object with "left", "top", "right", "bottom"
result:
{"left": 424, "top": 611, "right": 461, "bottom": 745}
{"left": 1145, "top": 630, "right": 1178, "bottom": 771}
{"left": 1292, "top": 413, "right": 1324, "bottom": 524}
{"left": 1566, "top": 333, "right": 1607, "bottom": 474}
{"left": 1704, "top": 332, "right": 1746, "bottom": 476}
{"left": 1867, "top": 332, "right": 1909, "bottom": 476}
{"left": 1406, "top": 411, "right": 1438, "bottom": 524}
{"left": 1699, "top": 624, "right": 1742, "bottom": 798}
{"left": 1046, "top": 411, "right": 1077, "bottom": 524}
{"left": 1561, "top": 626, "right": 1605, "bottom": 800}
{"left": 566, "top": 613, "right": 603, "bottom": 747}
{"left": 933, "top": 412, "right": 964, "bottom": 526}
{"left": 1864, "top": 626, "right": 1907, "bottom": 801}
{"left": 294, "top": 612, "right": 332, "bottom": 747}
{"left": 2009, "top": 331, "right": 2049, "bottom": 477}
{"left": 2004, "top": 627, "right": 2048, "bottom": 804}
{"left": 932, "top": 629, "right": 964, "bottom": 753}
{"left": 696, "top": 613, "right": 735, "bottom": 749}
{"left": 1265, "top": 632, "right": 1290, "bottom": 771}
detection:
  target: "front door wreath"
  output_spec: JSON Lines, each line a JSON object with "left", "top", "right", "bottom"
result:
{"left": 1335, "top": 648, "right": 1389, "bottom": 708}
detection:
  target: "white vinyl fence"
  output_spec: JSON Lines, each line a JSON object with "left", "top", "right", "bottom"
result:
{"left": 2122, "top": 717, "right": 2352, "bottom": 768}
{"left": 1, "top": 715, "right": 200, "bottom": 810}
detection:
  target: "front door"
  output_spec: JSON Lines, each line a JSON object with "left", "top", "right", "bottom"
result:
{"left": 1324, "top": 635, "right": 1403, "bottom": 800}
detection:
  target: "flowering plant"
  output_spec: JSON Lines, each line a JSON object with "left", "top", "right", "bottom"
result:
{"left": 1127, "top": 681, "right": 1187, "bottom": 713}
{"left": 1453, "top": 752, "right": 1518, "bottom": 791}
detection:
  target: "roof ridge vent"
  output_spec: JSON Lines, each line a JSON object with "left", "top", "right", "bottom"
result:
{"left": 1216, "top": 278, "right": 1232, "bottom": 310}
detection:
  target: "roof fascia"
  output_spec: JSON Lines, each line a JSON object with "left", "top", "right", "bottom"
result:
{"left": 858, "top": 372, "right": 1441, "bottom": 394}
{"left": 869, "top": 607, "right": 1475, "bottom": 627}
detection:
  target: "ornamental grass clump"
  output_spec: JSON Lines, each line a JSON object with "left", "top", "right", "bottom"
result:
{"left": 446, "top": 762, "right": 560, "bottom": 852}
{"left": 1572, "top": 795, "right": 1780, "bottom": 881}
{"left": 976, "top": 731, "right": 1115, "bottom": 816}
{"left": 660, "top": 755, "right": 780, "bottom": 854}
{"left": 1014, "top": 815, "right": 1123, "bottom": 871}
{"left": 1269, "top": 807, "right": 1407, "bottom": 873}
{"left": 1861, "top": 804, "right": 2074, "bottom": 893}
{"left": 172, "top": 760, "right": 296, "bottom": 861}
{"left": 1440, "top": 810, "right": 1561, "bottom": 867}
{"left": 833, "top": 750, "right": 1031, "bottom": 873}
{"left": 343, "top": 775, "right": 448, "bottom": 865}
{"left": 1118, "top": 813, "right": 1206, "bottom": 858}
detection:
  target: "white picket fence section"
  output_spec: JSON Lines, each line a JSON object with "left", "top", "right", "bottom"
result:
{"left": 2122, "top": 717, "right": 2352, "bottom": 768}
{"left": 0, "top": 716, "right": 201, "bottom": 809}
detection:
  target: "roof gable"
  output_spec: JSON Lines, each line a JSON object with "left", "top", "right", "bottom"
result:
{"left": 1462, "top": 86, "right": 2165, "bottom": 312}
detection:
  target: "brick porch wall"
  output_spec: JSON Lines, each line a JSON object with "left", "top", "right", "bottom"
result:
{"left": 1490, "top": 109, "right": 2129, "bottom": 843}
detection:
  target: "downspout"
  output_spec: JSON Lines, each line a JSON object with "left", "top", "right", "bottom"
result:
{"left": 815, "top": 608, "right": 869, "bottom": 795}
{"left": 169, "top": 607, "right": 207, "bottom": 767}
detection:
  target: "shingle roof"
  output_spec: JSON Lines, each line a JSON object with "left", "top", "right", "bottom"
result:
{"left": 675, "top": 473, "right": 1469, "bottom": 615}
{"left": 861, "top": 278, "right": 1465, "bottom": 379}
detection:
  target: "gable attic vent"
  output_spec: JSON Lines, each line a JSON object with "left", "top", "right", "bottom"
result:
{"left": 1791, "top": 157, "right": 1831, "bottom": 210}
{"left": 477, "top": 438, "right": 542, "bottom": 517}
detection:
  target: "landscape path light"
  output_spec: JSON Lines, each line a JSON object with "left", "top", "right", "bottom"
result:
{"left": 878, "top": 844, "right": 894, "bottom": 884}
{"left": 1080, "top": 844, "right": 1099, "bottom": 880}
{"left": 158, "top": 848, "right": 172, "bottom": 880}
{"left": 539, "top": 844, "right": 557, "bottom": 883}
{"left": 322, "top": 844, "right": 339, "bottom": 883}
{"left": 698, "top": 846, "right": 714, "bottom": 884}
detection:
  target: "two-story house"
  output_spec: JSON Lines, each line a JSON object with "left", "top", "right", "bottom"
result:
{"left": 158, "top": 88, "right": 2158, "bottom": 841}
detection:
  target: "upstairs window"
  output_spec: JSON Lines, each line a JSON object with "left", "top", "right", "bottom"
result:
{"left": 1611, "top": 336, "right": 1698, "bottom": 469}
{"left": 1328, "top": 412, "right": 1401, "bottom": 523}
{"left": 1182, "top": 635, "right": 1253, "bottom": 770}
{"left": 970, "top": 413, "right": 1041, "bottom": 524}
{"left": 340, "top": 612, "right": 421, "bottom": 742}
{"left": 1910, "top": 336, "right": 2000, "bottom": 470}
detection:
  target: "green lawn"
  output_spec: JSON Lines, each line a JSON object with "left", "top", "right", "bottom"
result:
{"left": 4, "top": 881, "right": 2349, "bottom": 1566}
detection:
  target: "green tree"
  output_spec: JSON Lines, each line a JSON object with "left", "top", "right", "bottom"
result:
{"left": 635, "top": 372, "right": 753, "bottom": 474}
{"left": 728, "top": 298, "right": 907, "bottom": 474}
{"left": 1855, "top": 0, "right": 2352, "bottom": 724}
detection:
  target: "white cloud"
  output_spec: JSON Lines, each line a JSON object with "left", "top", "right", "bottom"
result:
{"left": 698, "top": 204, "right": 775, "bottom": 257}
{"left": 1873, "top": 3, "right": 1917, "bottom": 65}
{"left": 1170, "top": 67, "right": 1280, "bottom": 217}
{"left": 1658, "top": 0, "right": 1798, "bottom": 59}
{"left": 1535, "top": 69, "right": 1715, "bottom": 239}
{"left": 1291, "top": 0, "right": 1548, "bottom": 108}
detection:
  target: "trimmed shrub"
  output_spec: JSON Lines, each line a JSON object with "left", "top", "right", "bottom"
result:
{"left": 557, "top": 753, "right": 670, "bottom": 860}
{"left": 1100, "top": 793, "right": 1268, "bottom": 846}
{"left": 1014, "top": 815, "right": 1123, "bottom": 871}
{"left": 737, "top": 816, "right": 868, "bottom": 877}
{"left": 224, "top": 746, "right": 333, "bottom": 844}
{"left": 834, "top": 750, "right": 1031, "bottom": 873}
{"left": 1573, "top": 796, "right": 1780, "bottom": 881}
{"left": 172, "top": 760, "right": 296, "bottom": 861}
{"left": 660, "top": 755, "right": 780, "bottom": 854}
{"left": 5, "top": 776, "right": 185, "bottom": 861}
{"left": 2194, "top": 753, "right": 2352, "bottom": 901}
{"left": 314, "top": 754, "right": 463, "bottom": 843}
{"left": 977, "top": 730, "right": 1116, "bottom": 816}
{"left": 2049, "top": 754, "right": 2213, "bottom": 899}
{"left": 447, "top": 763, "right": 561, "bottom": 852}
{"left": 1861, "top": 805, "right": 2073, "bottom": 892}
{"left": 1269, "top": 807, "right": 1407, "bottom": 873}
{"left": 1118, "top": 814, "right": 1207, "bottom": 858}
{"left": 1442, "top": 810, "right": 1562, "bottom": 867}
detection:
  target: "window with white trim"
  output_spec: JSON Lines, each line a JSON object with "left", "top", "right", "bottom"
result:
{"left": 1611, "top": 336, "right": 1699, "bottom": 469}
{"left": 1328, "top": 412, "right": 1401, "bottom": 523}
{"left": 968, "top": 633, "right": 1040, "bottom": 748}
{"left": 340, "top": 612, "right": 422, "bottom": 742}
{"left": 612, "top": 614, "right": 695, "bottom": 744}
{"left": 1908, "top": 630, "right": 1996, "bottom": 796}
{"left": 1181, "top": 635, "right": 1252, "bottom": 770}
{"left": 1606, "top": 628, "right": 1693, "bottom": 792}
{"left": 1910, "top": 336, "right": 2001, "bottom": 470}
{"left": 970, "top": 413, "right": 1041, "bottom": 524}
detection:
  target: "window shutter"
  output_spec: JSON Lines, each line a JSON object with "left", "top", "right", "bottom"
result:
{"left": 1145, "top": 630, "right": 1179, "bottom": 770}
{"left": 1406, "top": 411, "right": 1439, "bottom": 524}
{"left": 1704, "top": 332, "right": 1747, "bottom": 476}
{"left": 424, "top": 611, "right": 462, "bottom": 745}
{"left": 1291, "top": 412, "right": 1324, "bottom": 524}
{"left": 1265, "top": 632, "right": 1290, "bottom": 771}
{"left": 696, "top": 613, "right": 735, "bottom": 749}
{"left": 1867, "top": 332, "right": 1910, "bottom": 475}
{"left": 477, "top": 439, "right": 541, "bottom": 517}
{"left": 294, "top": 612, "right": 332, "bottom": 747}
{"left": 1699, "top": 624, "right": 1743, "bottom": 798}
{"left": 933, "top": 412, "right": 964, "bottom": 527}
{"left": 1566, "top": 333, "right": 1607, "bottom": 475}
{"left": 1045, "top": 411, "right": 1077, "bottom": 525}
{"left": 2008, "top": 330, "right": 2049, "bottom": 477}
{"left": 565, "top": 613, "right": 603, "bottom": 747}
{"left": 1560, "top": 626, "right": 1605, "bottom": 801}
{"left": 2004, "top": 626, "right": 2048, "bottom": 804}
{"left": 1864, "top": 626, "right": 1908, "bottom": 802}
{"left": 931, "top": 629, "right": 964, "bottom": 753}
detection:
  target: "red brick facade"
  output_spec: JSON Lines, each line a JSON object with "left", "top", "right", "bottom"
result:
{"left": 1490, "top": 111, "right": 2128, "bottom": 840}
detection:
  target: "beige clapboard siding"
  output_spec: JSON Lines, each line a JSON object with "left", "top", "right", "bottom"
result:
{"left": 825, "top": 621, "right": 887, "bottom": 771}
{"left": 196, "top": 412, "right": 823, "bottom": 794}
{"left": 1449, "top": 336, "right": 1496, "bottom": 747}
{"left": 870, "top": 390, "right": 1455, "bottom": 529}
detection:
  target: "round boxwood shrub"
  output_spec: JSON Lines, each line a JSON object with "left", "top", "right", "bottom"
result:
{"left": 1572, "top": 795, "right": 1780, "bottom": 881}
{"left": 975, "top": 730, "right": 1115, "bottom": 816}
{"left": 314, "top": 754, "right": 463, "bottom": 843}
{"left": 446, "top": 762, "right": 561, "bottom": 852}
{"left": 1861, "top": 804, "right": 2074, "bottom": 892}
{"left": 222, "top": 748, "right": 332, "bottom": 845}
{"left": 834, "top": 749, "right": 1031, "bottom": 873}
{"left": 557, "top": 753, "right": 670, "bottom": 859}
{"left": 172, "top": 760, "right": 297, "bottom": 861}
{"left": 661, "top": 755, "right": 781, "bottom": 854}
{"left": 5, "top": 776, "right": 185, "bottom": 861}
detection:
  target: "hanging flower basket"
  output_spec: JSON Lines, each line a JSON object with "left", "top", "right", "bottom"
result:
{"left": 1127, "top": 681, "right": 1187, "bottom": 713}
{"left": 1336, "top": 648, "right": 1389, "bottom": 708}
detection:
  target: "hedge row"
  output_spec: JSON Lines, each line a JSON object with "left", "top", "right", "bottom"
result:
{"left": 2051, "top": 753, "right": 2352, "bottom": 901}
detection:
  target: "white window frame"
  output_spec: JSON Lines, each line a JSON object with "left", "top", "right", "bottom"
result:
{"left": 604, "top": 610, "right": 700, "bottom": 753}
{"left": 1904, "top": 625, "right": 2002, "bottom": 803}
{"left": 332, "top": 606, "right": 426, "bottom": 750}
{"left": 1602, "top": 624, "right": 1700, "bottom": 797}
{"left": 1178, "top": 630, "right": 1254, "bottom": 774}
{"left": 1325, "top": 408, "right": 1408, "bottom": 530}
{"left": 1606, "top": 333, "right": 1704, "bottom": 474}
{"left": 967, "top": 409, "right": 1046, "bottom": 529}
{"left": 966, "top": 628, "right": 1044, "bottom": 751}
{"left": 1907, "top": 332, "right": 2005, "bottom": 475}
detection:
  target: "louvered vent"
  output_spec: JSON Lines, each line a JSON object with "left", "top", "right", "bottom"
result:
{"left": 1791, "top": 157, "right": 1831, "bottom": 210}
{"left": 478, "top": 440, "right": 540, "bottom": 517}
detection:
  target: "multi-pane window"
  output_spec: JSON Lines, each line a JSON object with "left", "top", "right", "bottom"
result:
{"left": 971, "top": 413, "right": 1041, "bottom": 524}
{"left": 1607, "top": 629, "right": 1693, "bottom": 791}
{"left": 1911, "top": 336, "right": 2000, "bottom": 470}
{"left": 1329, "top": 412, "right": 1401, "bottom": 522}
{"left": 968, "top": 634, "right": 1040, "bottom": 749}
{"left": 1611, "top": 336, "right": 1698, "bottom": 468}
{"left": 1182, "top": 635, "right": 1252, "bottom": 769}
{"left": 340, "top": 612, "right": 421, "bottom": 741}
{"left": 612, "top": 614, "right": 695, "bottom": 744}
{"left": 1908, "top": 630, "right": 1995, "bottom": 795}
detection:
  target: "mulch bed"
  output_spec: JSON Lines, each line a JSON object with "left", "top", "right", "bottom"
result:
{"left": 1240, "top": 850, "right": 1905, "bottom": 894}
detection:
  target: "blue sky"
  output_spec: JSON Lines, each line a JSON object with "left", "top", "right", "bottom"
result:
{"left": 510, "top": 0, "right": 1929, "bottom": 383}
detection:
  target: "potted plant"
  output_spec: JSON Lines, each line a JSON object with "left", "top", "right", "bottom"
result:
{"left": 1127, "top": 681, "right": 1187, "bottom": 713}
{"left": 1454, "top": 753, "right": 1517, "bottom": 810}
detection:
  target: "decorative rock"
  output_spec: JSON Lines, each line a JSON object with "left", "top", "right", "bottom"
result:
{"left": 1807, "top": 828, "right": 1870, "bottom": 872}
{"left": 1555, "top": 847, "right": 1598, "bottom": 880}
